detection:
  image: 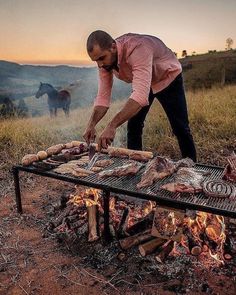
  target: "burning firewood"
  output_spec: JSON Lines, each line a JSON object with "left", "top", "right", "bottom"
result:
{"left": 138, "top": 237, "right": 166, "bottom": 257}
{"left": 155, "top": 240, "right": 174, "bottom": 263}
{"left": 117, "top": 208, "right": 130, "bottom": 239}
{"left": 126, "top": 211, "right": 154, "bottom": 235}
{"left": 183, "top": 227, "right": 202, "bottom": 256}
{"left": 119, "top": 229, "right": 152, "bottom": 250}
{"left": 87, "top": 204, "right": 100, "bottom": 242}
{"left": 151, "top": 207, "right": 184, "bottom": 242}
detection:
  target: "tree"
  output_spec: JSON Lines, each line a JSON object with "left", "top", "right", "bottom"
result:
{"left": 0, "top": 97, "right": 16, "bottom": 118}
{"left": 182, "top": 50, "right": 187, "bottom": 58}
{"left": 226, "top": 38, "right": 233, "bottom": 50}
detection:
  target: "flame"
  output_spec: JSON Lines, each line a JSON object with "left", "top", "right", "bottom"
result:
{"left": 69, "top": 186, "right": 226, "bottom": 266}
{"left": 183, "top": 211, "right": 226, "bottom": 263}
{"left": 209, "top": 249, "right": 224, "bottom": 265}
{"left": 109, "top": 197, "right": 116, "bottom": 210}
{"left": 69, "top": 188, "right": 101, "bottom": 208}
{"left": 143, "top": 201, "right": 154, "bottom": 216}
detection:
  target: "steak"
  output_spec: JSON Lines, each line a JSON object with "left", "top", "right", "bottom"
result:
{"left": 94, "top": 159, "right": 114, "bottom": 167}
{"left": 223, "top": 153, "right": 236, "bottom": 183}
{"left": 137, "top": 156, "right": 176, "bottom": 189}
{"left": 160, "top": 167, "right": 209, "bottom": 194}
{"left": 98, "top": 161, "right": 143, "bottom": 178}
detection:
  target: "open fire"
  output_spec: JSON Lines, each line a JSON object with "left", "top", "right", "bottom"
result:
{"left": 47, "top": 186, "right": 233, "bottom": 267}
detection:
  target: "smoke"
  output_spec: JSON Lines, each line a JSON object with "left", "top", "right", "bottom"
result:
{"left": 0, "top": 60, "right": 131, "bottom": 120}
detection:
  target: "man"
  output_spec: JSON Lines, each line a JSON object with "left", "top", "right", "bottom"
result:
{"left": 83, "top": 30, "right": 197, "bottom": 161}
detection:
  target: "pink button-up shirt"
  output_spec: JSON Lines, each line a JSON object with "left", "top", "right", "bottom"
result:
{"left": 94, "top": 33, "right": 182, "bottom": 107}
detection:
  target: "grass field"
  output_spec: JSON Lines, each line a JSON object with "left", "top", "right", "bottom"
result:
{"left": 0, "top": 84, "right": 236, "bottom": 189}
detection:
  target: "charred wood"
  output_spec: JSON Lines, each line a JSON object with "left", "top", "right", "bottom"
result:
{"left": 184, "top": 227, "right": 202, "bottom": 256}
{"left": 117, "top": 208, "right": 130, "bottom": 239}
{"left": 139, "top": 237, "right": 166, "bottom": 257}
{"left": 87, "top": 205, "right": 100, "bottom": 242}
{"left": 126, "top": 211, "right": 154, "bottom": 236}
{"left": 119, "top": 229, "right": 152, "bottom": 250}
{"left": 155, "top": 240, "right": 174, "bottom": 263}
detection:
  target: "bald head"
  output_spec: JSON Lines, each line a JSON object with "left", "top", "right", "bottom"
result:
{"left": 87, "top": 30, "right": 115, "bottom": 53}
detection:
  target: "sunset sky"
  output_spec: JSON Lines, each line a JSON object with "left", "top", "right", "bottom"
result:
{"left": 0, "top": 0, "right": 235, "bottom": 66}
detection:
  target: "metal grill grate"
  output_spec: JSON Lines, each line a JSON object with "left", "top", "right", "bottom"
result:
{"left": 14, "top": 155, "right": 236, "bottom": 218}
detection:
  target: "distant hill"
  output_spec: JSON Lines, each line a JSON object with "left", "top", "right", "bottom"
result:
{"left": 180, "top": 50, "right": 236, "bottom": 89}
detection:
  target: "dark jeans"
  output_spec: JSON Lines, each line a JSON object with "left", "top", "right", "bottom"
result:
{"left": 127, "top": 73, "right": 197, "bottom": 162}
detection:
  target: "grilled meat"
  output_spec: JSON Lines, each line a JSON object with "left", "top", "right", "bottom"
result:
{"left": 22, "top": 154, "right": 39, "bottom": 166}
{"left": 223, "top": 153, "right": 236, "bottom": 183}
{"left": 137, "top": 156, "right": 176, "bottom": 189}
{"left": 94, "top": 159, "right": 114, "bottom": 167}
{"left": 46, "top": 144, "right": 65, "bottom": 156}
{"left": 161, "top": 168, "right": 209, "bottom": 194}
{"left": 175, "top": 157, "right": 195, "bottom": 169}
{"left": 129, "top": 151, "right": 153, "bottom": 162}
{"left": 203, "top": 179, "right": 236, "bottom": 199}
{"left": 108, "top": 147, "right": 130, "bottom": 158}
{"left": 98, "top": 161, "right": 142, "bottom": 178}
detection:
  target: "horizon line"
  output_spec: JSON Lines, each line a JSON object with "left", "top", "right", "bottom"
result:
{"left": 1, "top": 48, "right": 234, "bottom": 67}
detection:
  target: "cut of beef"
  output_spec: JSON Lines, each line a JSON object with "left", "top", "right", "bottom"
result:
{"left": 98, "top": 161, "right": 143, "bottom": 178}
{"left": 223, "top": 153, "right": 236, "bottom": 183}
{"left": 160, "top": 168, "right": 209, "bottom": 194}
{"left": 94, "top": 159, "right": 114, "bottom": 167}
{"left": 137, "top": 156, "right": 176, "bottom": 189}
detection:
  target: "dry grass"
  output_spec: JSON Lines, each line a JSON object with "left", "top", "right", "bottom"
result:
{"left": 144, "top": 85, "right": 236, "bottom": 163}
{"left": 0, "top": 85, "right": 236, "bottom": 186}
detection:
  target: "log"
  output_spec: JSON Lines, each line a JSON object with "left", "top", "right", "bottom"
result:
{"left": 69, "top": 219, "right": 86, "bottom": 230}
{"left": 52, "top": 203, "right": 75, "bottom": 227}
{"left": 117, "top": 208, "right": 130, "bottom": 239}
{"left": 87, "top": 204, "right": 100, "bottom": 242}
{"left": 76, "top": 223, "right": 88, "bottom": 235}
{"left": 205, "top": 224, "right": 222, "bottom": 242}
{"left": 109, "top": 224, "right": 116, "bottom": 238}
{"left": 126, "top": 211, "right": 154, "bottom": 236}
{"left": 224, "top": 236, "right": 236, "bottom": 255}
{"left": 139, "top": 237, "right": 166, "bottom": 257}
{"left": 119, "top": 229, "right": 152, "bottom": 250}
{"left": 184, "top": 227, "right": 202, "bottom": 256}
{"left": 155, "top": 240, "right": 174, "bottom": 263}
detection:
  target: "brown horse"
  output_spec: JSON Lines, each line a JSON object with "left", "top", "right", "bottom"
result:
{"left": 35, "top": 82, "right": 71, "bottom": 117}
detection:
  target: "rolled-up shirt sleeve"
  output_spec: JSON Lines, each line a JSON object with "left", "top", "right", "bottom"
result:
{"left": 94, "top": 68, "right": 113, "bottom": 107}
{"left": 128, "top": 44, "right": 153, "bottom": 107}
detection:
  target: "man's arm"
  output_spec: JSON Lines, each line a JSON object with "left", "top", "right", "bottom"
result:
{"left": 83, "top": 106, "right": 109, "bottom": 143}
{"left": 98, "top": 98, "right": 142, "bottom": 150}
{"left": 109, "top": 98, "right": 142, "bottom": 129}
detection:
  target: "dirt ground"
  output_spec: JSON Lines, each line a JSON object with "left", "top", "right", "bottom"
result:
{"left": 0, "top": 173, "right": 236, "bottom": 295}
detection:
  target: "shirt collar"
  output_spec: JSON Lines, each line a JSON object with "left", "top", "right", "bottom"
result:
{"left": 115, "top": 39, "right": 122, "bottom": 67}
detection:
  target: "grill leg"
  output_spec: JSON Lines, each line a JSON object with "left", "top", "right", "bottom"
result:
{"left": 102, "top": 190, "right": 111, "bottom": 242}
{"left": 12, "top": 167, "right": 22, "bottom": 214}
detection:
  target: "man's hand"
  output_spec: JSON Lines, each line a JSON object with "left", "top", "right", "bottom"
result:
{"left": 83, "top": 126, "right": 96, "bottom": 143}
{"left": 98, "top": 125, "right": 116, "bottom": 151}
{"left": 83, "top": 106, "right": 109, "bottom": 143}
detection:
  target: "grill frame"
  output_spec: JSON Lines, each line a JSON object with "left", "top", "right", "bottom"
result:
{"left": 12, "top": 155, "right": 236, "bottom": 218}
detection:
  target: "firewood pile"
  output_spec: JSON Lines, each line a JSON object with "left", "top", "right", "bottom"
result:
{"left": 45, "top": 186, "right": 236, "bottom": 265}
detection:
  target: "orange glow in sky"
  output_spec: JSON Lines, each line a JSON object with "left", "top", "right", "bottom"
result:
{"left": 0, "top": 0, "right": 235, "bottom": 66}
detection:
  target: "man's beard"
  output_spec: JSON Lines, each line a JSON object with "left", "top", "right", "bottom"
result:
{"left": 102, "top": 55, "right": 118, "bottom": 72}
{"left": 102, "top": 64, "right": 114, "bottom": 72}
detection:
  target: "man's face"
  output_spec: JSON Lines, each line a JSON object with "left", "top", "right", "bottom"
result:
{"left": 88, "top": 43, "right": 117, "bottom": 72}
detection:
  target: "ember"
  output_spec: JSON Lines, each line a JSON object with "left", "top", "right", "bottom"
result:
{"left": 47, "top": 186, "right": 232, "bottom": 267}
